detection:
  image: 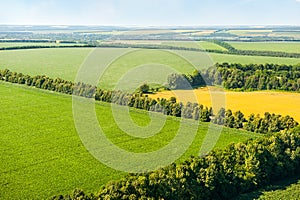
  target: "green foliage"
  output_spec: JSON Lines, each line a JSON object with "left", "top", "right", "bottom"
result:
{"left": 211, "top": 40, "right": 300, "bottom": 58}
{"left": 174, "top": 62, "right": 300, "bottom": 92}
{"left": 138, "top": 83, "right": 150, "bottom": 93}
{"left": 212, "top": 108, "right": 298, "bottom": 134}
{"left": 214, "top": 63, "right": 300, "bottom": 92}
{"left": 167, "top": 70, "right": 206, "bottom": 89}
{"left": 229, "top": 42, "right": 300, "bottom": 54}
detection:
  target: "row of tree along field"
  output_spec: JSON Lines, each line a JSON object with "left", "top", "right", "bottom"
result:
{"left": 52, "top": 127, "right": 300, "bottom": 200}
{"left": 168, "top": 63, "right": 300, "bottom": 92}
{"left": 97, "top": 41, "right": 300, "bottom": 58}
{"left": 211, "top": 40, "right": 300, "bottom": 58}
{"left": 0, "top": 68, "right": 298, "bottom": 134}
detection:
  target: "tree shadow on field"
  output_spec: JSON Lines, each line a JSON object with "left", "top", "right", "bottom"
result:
{"left": 232, "top": 173, "right": 300, "bottom": 200}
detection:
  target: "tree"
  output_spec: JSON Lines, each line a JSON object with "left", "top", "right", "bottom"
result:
{"left": 138, "top": 83, "right": 150, "bottom": 93}
{"left": 167, "top": 73, "right": 190, "bottom": 90}
{"left": 233, "top": 111, "right": 245, "bottom": 129}
{"left": 212, "top": 108, "right": 225, "bottom": 125}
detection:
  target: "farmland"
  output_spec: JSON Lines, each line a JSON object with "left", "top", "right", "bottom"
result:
{"left": 1, "top": 24, "right": 300, "bottom": 199}
{"left": 103, "top": 40, "right": 227, "bottom": 51}
{"left": 229, "top": 42, "right": 300, "bottom": 53}
{"left": 161, "top": 41, "right": 227, "bottom": 51}
{"left": 225, "top": 29, "right": 300, "bottom": 40}
{"left": 0, "top": 42, "right": 85, "bottom": 48}
{"left": 0, "top": 48, "right": 299, "bottom": 89}
{"left": 149, "top": 87, "right": 300, "bottom": 122}
{"left": 0, "top": 82, "right": 258, "bottom": 199}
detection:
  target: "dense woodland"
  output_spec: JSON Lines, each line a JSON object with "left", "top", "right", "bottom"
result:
{"left": 168, "top": 63, "right": 300, "bottom": 92}
{"left": 1, "top": 68, "right": 298, "bottom": 135}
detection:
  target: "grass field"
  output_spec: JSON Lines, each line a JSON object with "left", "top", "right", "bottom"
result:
{"left": 225, "top": 29, "right": 300, "bottom": 40}
{"left": 0, "top": 48, "right": 299, "bottom": 90}
{"left": 103, "top": 40, "right": 227, "bottom": 51}
{"left": 256, "top": 180, "right": 300, "bottom": 200}
{"left": 0, "top": 82, "right": 259, "bottom": 199}
{"left": 149, "top": 87, "right": 300, "bottom": 122}
{"left": 235, "top": 175, "right": 300, "bottom": 200}
{"left": 226, "top": 30, "right": 273, "bottom": 37}
{"left": 229, "top": 42, "right": 300, "bottom": 53}
{"left": 0, "top": 42, "right": 85, "bottom": 48}
{"left": 161, "top": 41, "right": 227, "bottom": 51}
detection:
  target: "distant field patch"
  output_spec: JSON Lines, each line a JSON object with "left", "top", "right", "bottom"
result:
{"left": 270, "top": 31, "right": 300, "bottom": 39}
{"left": 161, "top": 41, "right": 227, "bottom": 51}
{"left": 226, "top": 30, "right": 273, "bottom": 37}
{"left": 190, "top": 30, "right": 216, "bottom": 36}
{"left": 149, "top": 87, "right": 300, "bottom": 122}
{"left": 229, "top": 42, "right": 300, "bottom": 53}
{"left": 0, "top": 42, "right": 85, "bottom": 48}
{"left": 103, "top": 40, "right": 226, "bottom": 51}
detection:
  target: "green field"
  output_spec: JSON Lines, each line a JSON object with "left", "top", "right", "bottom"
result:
{"left": 0, "top": 48, "right": 299, "bottom": 89}
{"left": 226, "top": 30, "right": 273, "bottom": 37}
{"left": 0, "top": 42, "right": 85, "bottom": 48}
{"left": 257, "top": 181, "right": 300, "bottom": 200}
{"left": 0, "top": 81, "right": 259, "bottom": 199}
{"left": 235, "top": 175, "right": 300, "bottom": 200}
{"left": 229, "top": 42, "right": 300, "bottom": 53}
{"left": 103, "top": 40, "right": 227, "bottom": 51}
{"left": 161, "top": 41, "right": 227, "bottom": 51}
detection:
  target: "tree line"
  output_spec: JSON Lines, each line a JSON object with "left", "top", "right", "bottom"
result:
{"left": 51, "top": 127, "right": 300, "bottom": 200}
{"left": 211, "top": 40, "right": 300, "bottom": 58}
{"left": 1, "top": 68, "right": 298, "bottom": 135}
{"left": 98, "top": 42, "right": 300, "bottom": 59}
{"left": 168, "top": 63, "right": 300, "bottom": 92}
{"left": 213, "top": 108, "right": 298, "bottom": 134}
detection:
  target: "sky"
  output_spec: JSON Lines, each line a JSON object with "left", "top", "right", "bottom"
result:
{"left": 0, "top": 0, "right": 300, "bottom": 26}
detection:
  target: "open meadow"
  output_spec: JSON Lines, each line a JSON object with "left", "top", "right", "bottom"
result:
{"left": 0, "top": 82, "right": 258, "bottom": 199}
{"left": 0, "top": 42, "right": 85, "bottom": 48}
{"left": 0, "top": 48, "right": 299, "bottom": 89}
{"left": 104, "top": 40, "right": 227, "bottom": 51}
{"left": 229, "top": 41, "right": 300, "bottom": 53}
{"left": 225, "top": 29, "right": 300, "bottom": 40}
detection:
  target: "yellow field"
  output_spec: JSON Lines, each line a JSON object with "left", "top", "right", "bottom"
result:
{"left": 149, "top": 87, "right": 300, "bottom": 121}
{"left": 190, "top": 30, "right": 216, "bottom": 36}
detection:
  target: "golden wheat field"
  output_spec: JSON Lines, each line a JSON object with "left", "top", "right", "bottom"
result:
{"left": 149, "top": 87, "right": 300, "bottom": 122}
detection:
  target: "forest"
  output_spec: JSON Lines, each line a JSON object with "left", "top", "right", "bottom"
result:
{"left": 168, "top": 63, "right": 300, "bottom": 92}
